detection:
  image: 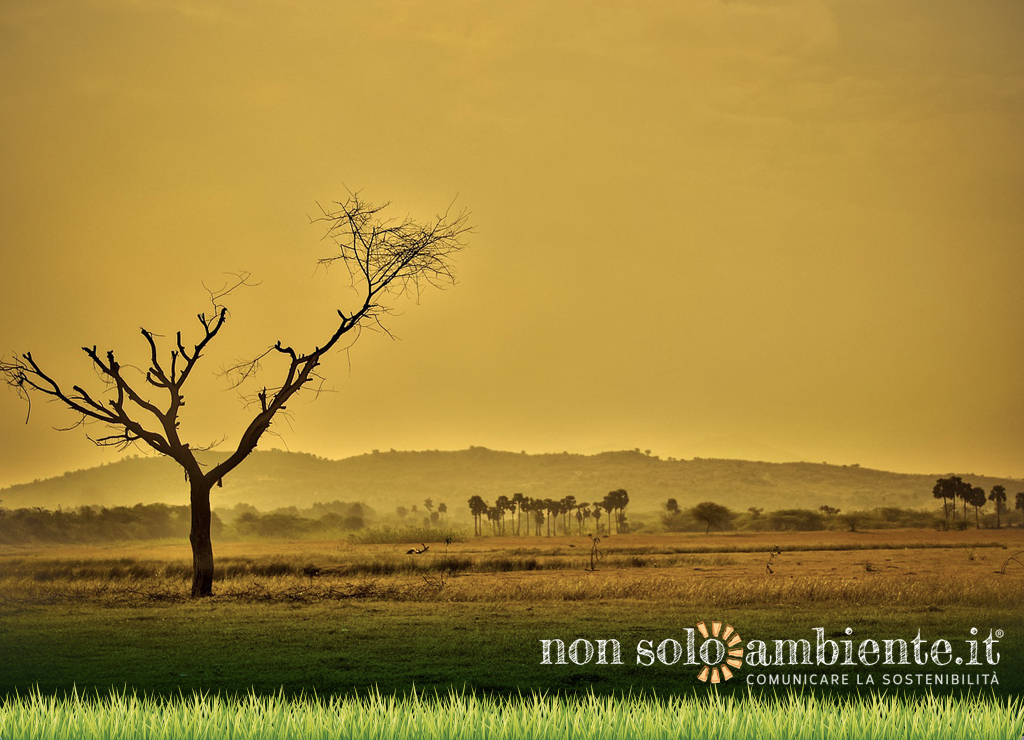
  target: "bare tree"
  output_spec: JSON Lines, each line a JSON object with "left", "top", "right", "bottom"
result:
{"left": 1, "top": 192, "right": 470, "bottom": 597}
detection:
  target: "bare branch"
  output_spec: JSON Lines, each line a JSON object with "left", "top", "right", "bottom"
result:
{"left": 208, "top": 193, "right": 469, "bottom": 485}
{"left": 2, "top": 194, "right": 469, "bottom": 493}
{"left": 0, "top": 192, "right": 470, "bottom": 599}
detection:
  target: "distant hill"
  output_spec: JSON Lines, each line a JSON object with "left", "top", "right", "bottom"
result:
{"left": 1, "top": 447, "right": 1020, "bottom": 521}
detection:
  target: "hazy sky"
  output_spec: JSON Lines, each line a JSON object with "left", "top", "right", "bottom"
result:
{"left": 1, "top": 0, "right": 1022, "bottom": 489}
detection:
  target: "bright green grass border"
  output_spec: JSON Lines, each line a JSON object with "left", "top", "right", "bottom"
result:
{"left": 1, "top": 689, "right": 1022, "bottom": 740}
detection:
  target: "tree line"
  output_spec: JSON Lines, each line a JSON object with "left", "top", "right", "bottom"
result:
{"left": 662, "top": 501, "right": 957, "bottom": 533}
{"left": 0, "top": 503, "right": 219, "bottom": 544}
{"left": 932, "top": 476, "right": 1023, "bottom": 529}
{"left": 466, "top": 490, "right": 630, "bottom": 536}
{"left": 0, "top": 500, "right": 370, "bottom": 544}
{"left": 662, "top": 479, "right": 1024, "bottom": 534}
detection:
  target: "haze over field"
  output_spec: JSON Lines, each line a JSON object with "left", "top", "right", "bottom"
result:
{"left": 1, "top": 1, "right": 1022, "bottom": 490}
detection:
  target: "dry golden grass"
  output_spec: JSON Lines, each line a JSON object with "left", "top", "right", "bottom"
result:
{"left": 1, "top": 529, "right": 1022, "bottom": 608}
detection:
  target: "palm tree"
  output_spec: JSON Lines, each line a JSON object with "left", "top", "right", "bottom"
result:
{"left": 955, "top": 477, "right": 973, "bottom": 521}
{"left": 989, "top": 486, "right": 1007, "bottom": 529}
{"left": 933, "top": 477, "right": 956, "bottom": 528}
{"left": 969, "top": 486, "right": 987, "bottom": 529}
{"left": 592, "top": 503, "right": 603, "bottom": 534}
{"left": 560, "top": 496, "right": 577, "bottom": 535}
{"left": 487, "top": 506, "right": 501, "bottom": 535}
{"left": 1017, "top": 492, "right": 1024, "bottom": 528}
{"left": 545, "top": 499, "right": 559, "bottom": 537}
{"left": 495, "top": 495, "right": 511, "bottom": 535}
{"left": 467, "top": 495, "right": 487, "bottom": 536}
{"left": 511, "top": 493, "right": 525, "bottom": 535}
{"left": 600, "top": 496, "right": 616, "bottom": 534}
{"left": 437, "top": 502, "right": 448, "bottom": 525}
{"left": 607, "top": 489, "right": 629, "bottom": 533}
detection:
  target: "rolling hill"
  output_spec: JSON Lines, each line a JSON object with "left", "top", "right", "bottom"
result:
{"left": 2, "top": 447, "right": 1020, "bottom": 523}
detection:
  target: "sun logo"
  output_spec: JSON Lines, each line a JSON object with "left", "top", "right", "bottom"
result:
{"left": 695, "top": 620, "right": 744, "bottom": 683}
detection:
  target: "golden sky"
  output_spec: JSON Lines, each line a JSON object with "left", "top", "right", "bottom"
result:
{"left": 1, "top": 0, "right": 1022, "bottom": 489}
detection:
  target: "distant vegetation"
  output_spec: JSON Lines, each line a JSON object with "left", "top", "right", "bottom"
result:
{"left": 932, "top": 476, "right": 1023, "bottom": 530}
{"left": 0, "top": 504, "right": 219, "bottom": 545}
{"left": 661, "top": 503, "right": 955, "bottom": 533}
{"left": 7, "top": 448, "right": 1021, "bottom": 522}
{"left": 0, "top": 500, "right": 370, "bottom": 545}
{"left": 3, "top": 453, "right": 1022, "bottom": 545}
{"left": 466, "top": 489, "right": 630, "bottom": 537}
{"left": 0, "top": 501, "right": 937, "bottom": 545}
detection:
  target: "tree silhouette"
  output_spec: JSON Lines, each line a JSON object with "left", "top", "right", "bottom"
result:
{"left": 599, "top": 497, "right": 615, "bottom": 534}
{"left": 495, "top": 494, "right": 511, "bottom": 535}
{"left": 487, "top": 505, "right": 501, "bottom": 535}
{"left": 467, "top": 495, "right": 487, "bottom": 536}
{"left": 932, "top": 477, "right": 958, "bottom": 528}
{"left": 989, "top": 486, "right": 1007, "bottom": 529}
{"left": 544, "top": 498, "right": 558, "bottom": 537}
{"left": 511, "top": 492, "right": 525, "bottom": 535}
{"left": 602, "top": 489, "right": 629, "bottom": 534}
{"left": 968, "top": 485, "right": 987, "bottom": 529}
{"left": 691, "top": 501, "right": 733, "bottom": 534}
{"left": 1, "top": 193, "right": 469, "bottom": 597}
{"left": 520, "top": 497, "right": 532, "bottom": 536}
{"left": 560, "top": 495, "right": 576, "bottom": 536}
{"left": 662, "top": 497, "right": 686, "bottom": 533}
{"left": 956, "top": 478, "right": 973, "bottom": 521}
{"left": 1017, "top": 492, "right": 1024, "bottom": 527}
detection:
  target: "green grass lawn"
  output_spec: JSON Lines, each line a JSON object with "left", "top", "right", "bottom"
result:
{"left": 3, "top": 689, "right": 1023, "bottom": 740}
{"left": 2, "top": 600, "right": 1021, "bottom": 699}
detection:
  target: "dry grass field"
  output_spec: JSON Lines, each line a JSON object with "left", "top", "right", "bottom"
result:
{"left": 2, "top": 528, "right": 1023, "bottom": 698}
{"left": 2, "top": 528, "right": 1022, "bottom": 608}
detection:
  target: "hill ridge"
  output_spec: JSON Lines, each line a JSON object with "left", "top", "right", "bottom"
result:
{"left": 2, "top": 447, "right": 1020, "bottom": 518}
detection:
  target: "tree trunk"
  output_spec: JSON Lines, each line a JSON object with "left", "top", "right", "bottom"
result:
{"left": 190, "top": 479, "right": 215, "bottom": 597}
